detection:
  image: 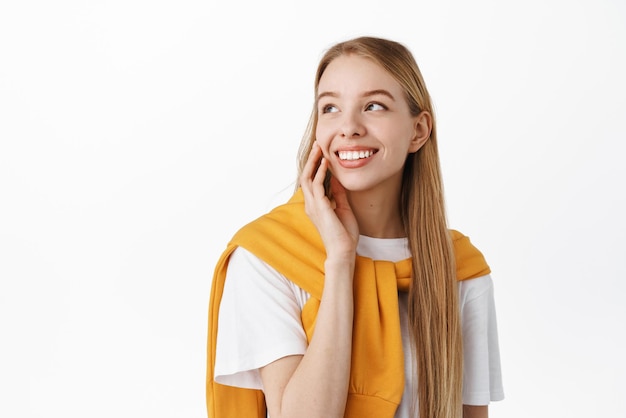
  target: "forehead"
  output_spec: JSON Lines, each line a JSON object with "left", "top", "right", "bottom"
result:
{"left": 317, "top": 54, "right": 402, "bottom": 95}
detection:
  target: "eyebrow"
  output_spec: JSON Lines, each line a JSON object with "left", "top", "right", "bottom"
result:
{"left": 317, "top": 89, "right": 396, "bottom": 102}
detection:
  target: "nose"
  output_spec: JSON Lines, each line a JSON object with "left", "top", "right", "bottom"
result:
{"left": 340, "top": 110, "right": 366, "bottom": 138}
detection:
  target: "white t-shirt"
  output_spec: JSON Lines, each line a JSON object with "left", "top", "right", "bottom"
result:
{"left": 214, "top": 235, "right": 504, "bottom": 417}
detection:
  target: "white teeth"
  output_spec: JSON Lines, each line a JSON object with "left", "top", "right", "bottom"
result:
{"left": 338, "top": 150, "right": 375, "bottom": 160}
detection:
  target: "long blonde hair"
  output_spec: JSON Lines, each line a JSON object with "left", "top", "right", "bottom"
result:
{"left": 296, "top": 37, "right": 462, "bottom": 418}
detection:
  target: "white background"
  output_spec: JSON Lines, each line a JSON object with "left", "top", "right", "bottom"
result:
{"left": 1, "top": 0, "right": 625, "bottom": 417}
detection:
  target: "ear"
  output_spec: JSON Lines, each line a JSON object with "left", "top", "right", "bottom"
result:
{"left": 408, "top": 111, "right": 432, "bottom": 153}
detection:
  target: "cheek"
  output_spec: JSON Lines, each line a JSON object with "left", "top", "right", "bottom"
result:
{"left": 314, "top": 124, "right": 333, "bottom": 154}
{"left": 380, "top": 123, "right": 416, "bottom": 149}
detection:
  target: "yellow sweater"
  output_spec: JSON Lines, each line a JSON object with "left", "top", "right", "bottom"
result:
{"left": 206, "top": 189, "right": 490, "bottom": 417}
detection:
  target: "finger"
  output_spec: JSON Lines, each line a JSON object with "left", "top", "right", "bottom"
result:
{"left": 300, "top": 142, "right": 322, "bottom": 185}
{"left": 312, "top": 157, "right": 328, "bottom": 191}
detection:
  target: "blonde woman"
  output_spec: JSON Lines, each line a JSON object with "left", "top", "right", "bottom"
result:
{"left": 207, "top": 36, "right": 504, "bottom": 418}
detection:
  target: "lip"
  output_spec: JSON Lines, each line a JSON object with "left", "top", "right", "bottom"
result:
{"left": 334, "top": 147, "right": 379, "bottom": 168}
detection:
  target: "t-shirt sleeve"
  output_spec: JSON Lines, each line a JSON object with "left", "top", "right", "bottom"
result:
{"left": 214, "top": 247, "right": 309, "bottom": 390}
{"left": 459, "top": 274, "right": 505, "bottom": 405}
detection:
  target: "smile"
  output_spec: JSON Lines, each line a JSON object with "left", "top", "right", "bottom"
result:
{"left": 337, "top": 149, "right": 377, "bottom": 161}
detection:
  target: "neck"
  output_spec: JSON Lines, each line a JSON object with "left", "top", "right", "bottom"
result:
{"left": 347, "top": 186, "right": 405, "bottom": 239}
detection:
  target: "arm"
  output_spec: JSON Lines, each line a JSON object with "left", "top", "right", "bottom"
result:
{"left": 463, "top": 405, "right": 488, "bottom": 418}
{"left": 260, "top": 143, "right": 358, "bottom": 418}
{"left": 260, "top": 258, "right": 354, "bottom": 418}
{"left": 460, "top": 275, "right": 505, "bottom": 416}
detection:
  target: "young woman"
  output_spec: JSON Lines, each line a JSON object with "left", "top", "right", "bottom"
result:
{"left": 207, "top": 37, "right": 504, "bottom": 418}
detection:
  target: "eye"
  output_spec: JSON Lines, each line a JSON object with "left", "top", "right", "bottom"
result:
{"left": 365, "top": 102, "right": 386, "bottom": 111}
{"left": 322, "top": 104, "right": 339, "bottom": 114}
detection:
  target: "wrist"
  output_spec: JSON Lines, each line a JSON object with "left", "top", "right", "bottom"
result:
{"left": 324, "top": 255, "right": 356, "bottom": 275}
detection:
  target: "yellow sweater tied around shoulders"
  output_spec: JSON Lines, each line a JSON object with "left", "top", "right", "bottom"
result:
{"left": 206, "top": 189, "right": 490, "bottom": 417}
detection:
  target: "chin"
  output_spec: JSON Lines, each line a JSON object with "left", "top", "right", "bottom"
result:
{"left": 334, "top": 178, "right": 379, "bottom": 193}
{"left": 333, "top": 173, "right": 402, "bottom": 196}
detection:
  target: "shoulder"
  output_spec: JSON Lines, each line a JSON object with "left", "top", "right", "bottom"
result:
{"left": 458, "top": 274, "right": 494, "bottom": 304}
{"left": 449, "top": 229, "right": 492, "bottom": 281}
{"left": 224, "top": 247, "right": 310, "bottom": 310}
{"left": 223, "top": 191, "right": 326, "bottom": 298}
{"left": 229, "top": 190, "right": 323, "bottom": 261}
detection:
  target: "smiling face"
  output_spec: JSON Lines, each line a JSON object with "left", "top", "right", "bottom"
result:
{"left": 315, "top": 54, "right": 430, "bottom": 196}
